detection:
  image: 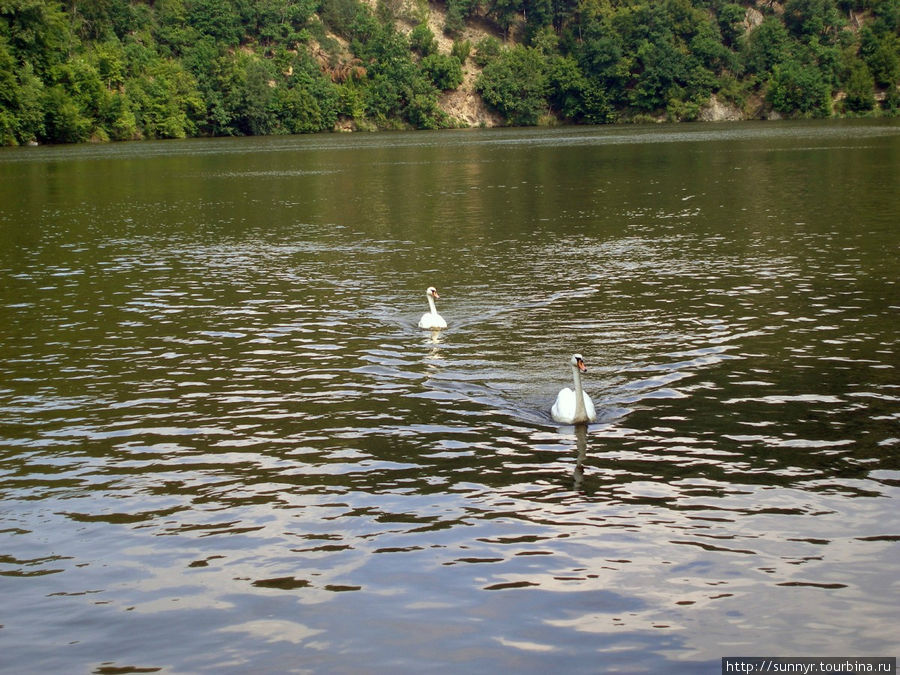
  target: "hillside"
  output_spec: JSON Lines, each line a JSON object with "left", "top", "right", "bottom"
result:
{"left": 1, "top": 0, "right": 898, "bottom": 145}
{"left": 396, "top": 1, "right": 503, "bottom": 127}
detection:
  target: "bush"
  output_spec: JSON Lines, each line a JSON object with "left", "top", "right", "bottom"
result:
{"left": 581, "top": 80, "right": 616, "bottom": 124}
{"left": 767, "top": 59, "right": 831, "bottom": 116}
{"left": 0, "top": 37, "right": 45, "bottom": 144}
{"left": 336, "top": 83, "right": 366, "bottom": 119}
{"left": 864, "top": 37, "right": 900, "bottom": 88}
{"left": 473, "top": 37, "right": 502, "bottom": 68}
{"left": 783, "top": 0, "right": 843, "bottom": 41}
{"left": 128, "top": 59, "right": 205, "bottom": 138}
{"left": 43, "top": 85, "right": 92, "bottom": 143}
{"left": 320, "top": 0, "right": 366, "bottom": 38}
{"left": 271, "top": 86, "right": 326, "bottom": 133}
{"left": 546, "top": 55, "right": 587, "bottom": 120}
{"left": 843, "top": 60, "right": 875, "bottom": 112}
{"left": 451, "top": 40, "right": 471, "bottom": 64}
{"left": 444, "top": 0, "right": 467, "bottom": 37}
{"left": 882, "top": 85, "right": 900, "bottom": 115}
{"left": 410, "top": 23, "right": 436, "bottom": 56}
{"left": 718, "top": 3, "right": 746, "bottom": 47}
{"left": 476, "top": 46, "right": 549, "bottom": 125}
{"left": 420, "top": 53, "right": 463, "bottom": 90}
{"left": 406, "top": 89, "right": 449, "bottom": 129}
{"left": 742, "top": 17, "right": 792, "bottom": 75}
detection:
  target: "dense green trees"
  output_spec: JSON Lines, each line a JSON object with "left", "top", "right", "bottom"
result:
{"left": 1, "top": 0, "right": 898, "bottom": 144}
{"left": 477, "top": 45, "right": 549, "bottom": 124}
{"left": 472, "top": 0, "right": 898, "bottom": 125}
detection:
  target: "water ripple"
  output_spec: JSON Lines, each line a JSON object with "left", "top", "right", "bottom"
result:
{"left": 1, "top": 123, "right": 898, "bottom": 672}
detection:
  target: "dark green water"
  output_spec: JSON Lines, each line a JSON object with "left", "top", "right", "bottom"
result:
{"left": 1, "top": 121, "right": 898, "bottom": 673}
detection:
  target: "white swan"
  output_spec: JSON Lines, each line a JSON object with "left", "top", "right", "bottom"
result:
{"left": 418, "top": 286, "right": 447, "bottom": 330}
{"left": 551, "top": 354, "right": 597, "bottom": 424}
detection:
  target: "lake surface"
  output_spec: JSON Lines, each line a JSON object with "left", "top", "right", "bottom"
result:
{"left": 1, "top": 121, "right": 898, "bottom": 673}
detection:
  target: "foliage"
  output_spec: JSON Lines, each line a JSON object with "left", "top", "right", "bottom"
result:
{"left": 473, "top": 36, "right": 502, "bottom": 68}
{"left": 354, "top": 21, "right": 450, "bottom": 128}
{"left": 717, "top": 3, "right": 747, "bottom": 47}
{"left": 742, "top": 17, "right": 793, "bottom": 76}
{"left": 476, "top": 45, "right": 549, "bottom": 125}
{"left": 767, "top": 58, "right": 832, "bottom": 117}
{"left": 410, "top": 22, "right": 436, "bottom": 55}
{"left": 451, "top": 39, "right": 471, "bottom": 64}
{"left": 128, "top": 59, "right": 205, "bottom": 139}
{"left": 444, "top": 0, "right": 471, "bottom": 36}
{"left": 783, "top": 0, "right": 844, "bottom": 41}
{"left": 859, "top": 25, "right": 900, "bottom": 87}
{"left": 320, "top": 0, "right": 364, "bottom": 38}
{"left": 842, "top": 58, "right": 875, "bottom": 112}
{"left": 420, "top": 52, "right": 464, "bottom": 90}
{"left": 0, "top": 0, "right": 898, "bottom": 144}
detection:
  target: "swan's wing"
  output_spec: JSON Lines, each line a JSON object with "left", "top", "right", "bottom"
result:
{"left": 551, "top": 387, "right": 576, "bottom": 423}
{"left": 583, "top": 392, "right": 597, "bottom": 422}
{"left": 419, "top": 312, "right": 447, "bottom": 329}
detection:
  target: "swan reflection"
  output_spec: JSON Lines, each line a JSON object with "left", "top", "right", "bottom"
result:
{"left": 422, "top": 329, "right": 445, "bottom": 377}
{"left": 573, "top": 424, "right": 589, "bottom": 492}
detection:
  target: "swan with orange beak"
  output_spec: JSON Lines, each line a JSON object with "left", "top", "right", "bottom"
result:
{"left": 418, "top": 286, "right": 447, "bottom": 330}
{"left": 551, "top": 354, "right": 597, "bottom": 424}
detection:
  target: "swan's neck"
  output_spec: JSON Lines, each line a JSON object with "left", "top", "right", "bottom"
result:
{"left": 572, "top": 364, "right": 586, "bottom": 421}
{"left": 427, "top": 295, "right": 438, "bottom": 315}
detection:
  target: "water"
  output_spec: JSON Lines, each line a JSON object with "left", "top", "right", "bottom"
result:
{"left": 1, "top": 121, "right": 898, "bottom": 673}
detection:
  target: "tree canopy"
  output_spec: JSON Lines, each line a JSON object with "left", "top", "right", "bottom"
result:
{"left": 1, "top": 0, "right": 898, "bottom": 144}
